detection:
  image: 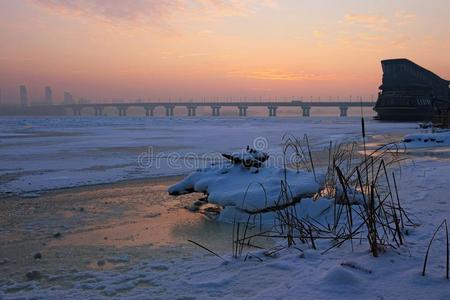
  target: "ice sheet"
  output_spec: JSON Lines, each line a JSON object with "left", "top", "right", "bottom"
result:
{"left": 0, "top": 116, "right": 415, "bottom": 195}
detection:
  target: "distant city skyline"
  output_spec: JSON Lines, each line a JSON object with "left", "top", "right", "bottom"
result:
{"left": 1, "top": 0, "right": 450, "bottom": 103}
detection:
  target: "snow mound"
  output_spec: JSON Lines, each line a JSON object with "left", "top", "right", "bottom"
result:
{"left": 168, "top": 162, "right": 325, "bottom": 213}
{"left": 322, "top": 266, "right": 361, "bottom": 285}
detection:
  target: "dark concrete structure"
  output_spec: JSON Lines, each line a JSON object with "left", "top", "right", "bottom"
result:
{"left": 186, "top": 105, "right": 196, "bottom": 116}
{"left": 374, "top": 58, "right": 450, "bottom": 120}
{"left": 267, "top": 105, "right": 278, "bottom": 117}
{"left": 211, "top": 105, "right": 221, "bottom": 116}
{"left": 164, "top": 105, "right": 175, "bottom": 117}
{"left": 145, "top": 105, "right": 156, "bottom": 117}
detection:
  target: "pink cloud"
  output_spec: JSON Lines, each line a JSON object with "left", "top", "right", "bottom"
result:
{"left": 30, "top": 0, "right": 181, "bottom": 27}
{"left": 229, "top": 68, "right": 336, "bottom": 81}
{"left": 343, "top": 14, "right": 389, "bottom": 32}
{"left": 30, "top": 0, "right": 278, "bottom": 28}
{"left": 395, "top": 11, "right": 417, "bottom": 24}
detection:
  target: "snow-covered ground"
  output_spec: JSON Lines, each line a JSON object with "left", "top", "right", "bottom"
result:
{"left": 1, "top": 116, "right": 450, "bottom": 299}
{"left": 0, "top": 116, "right": 415, "bottom": 196}
{"left": 1, "top": 157, "right": 449, "bottom": 299}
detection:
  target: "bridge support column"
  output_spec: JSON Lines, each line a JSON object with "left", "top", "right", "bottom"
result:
{"left": 145, "top": 106, "right": 155, "bottom": 117}
{"left": 117, "top": 106, "right": 128, "bottom": 116}
{"left": 339, "top": 106, "right": 348, "bottom": 117}
{"left": 268, "top": 106, "right": 278, "bottom": 117}
{"left": 302, "top": 106, "right": 311, "bottom": 117}
{"left": 187, "top": 106, "right": 197, "bottom": 116}
{"left": 165, "top": 105, "right": 175, "bottom": 117}
{"left": 94, "top": 106, "right": 103, "bottom": 116}
{"left": 211, "top": 106, "right": 221, "bottom": 117}
{"left": 72, "top": 107, "right": 82, "bottom": 116}
{"left": 238, "top": 106, "right": 248, "bottom": 117}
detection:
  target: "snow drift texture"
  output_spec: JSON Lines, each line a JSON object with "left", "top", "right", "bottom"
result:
{"left": 168, "top": 149, "right": 325, "bottom": 213}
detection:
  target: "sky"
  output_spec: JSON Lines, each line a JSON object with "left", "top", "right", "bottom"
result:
{"left": 0, "top": 0, "right": 450, "bottom": 103}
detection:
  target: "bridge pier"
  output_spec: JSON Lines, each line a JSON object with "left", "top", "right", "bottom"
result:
{"left": 268, "top": 106, "right": 278, "bottom": 117}
{"left": 145, "top": 106, "right": 155, "bottom": 117}
{"left": 117, "top": 106, "right": 128, "bottom": 116}
{"left": 211, "top": 106, "right": 221, "bottom": 117}
{"left": 72, "top": 107, "right": 82, "bottom": 116}
{"left": 94, "top": 106, "right": 103, "bottom": 116}
{"left": 187, "top": 106, "right": 197, "bottom": 116}
{"left": 165, "top": 105, "right": 175, "bottom": 117}
{"left": 339, "top": 106, "right": 348, "bottom": 117}
{"left": 301, "top": 106, "right": 311, "bottom": 117}
{"left": 238, "top": 106, "right": 248, "bottom": 117}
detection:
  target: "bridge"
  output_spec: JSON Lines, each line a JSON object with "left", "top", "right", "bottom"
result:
{"left": 60, "top": 100, "right": 376, "bottom": 117}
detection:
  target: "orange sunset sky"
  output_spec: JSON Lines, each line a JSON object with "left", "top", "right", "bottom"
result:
{"left": 1, "top": 0, "right": 450, "bottom": 103}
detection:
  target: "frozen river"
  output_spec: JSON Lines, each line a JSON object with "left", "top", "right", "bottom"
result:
{"left": 0, "top": 116, "right": 416, "bottom": 195}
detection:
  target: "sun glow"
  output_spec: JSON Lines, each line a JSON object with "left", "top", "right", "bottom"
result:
{"left": 0, "top": 0, "right": 449, "bottom": 102}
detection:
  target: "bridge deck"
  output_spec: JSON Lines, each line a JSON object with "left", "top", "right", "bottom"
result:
{"left": 60, "top": 101, "right": 375, "bottom": 108}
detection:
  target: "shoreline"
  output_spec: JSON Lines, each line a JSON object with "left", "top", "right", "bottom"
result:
{"left": 0, "top": 173, "right": 188, "bottom": 201}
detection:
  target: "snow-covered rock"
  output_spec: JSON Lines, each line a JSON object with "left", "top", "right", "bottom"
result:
{"left": 221, "top": 146, "right": 269, "bottom": 168}
{"left": 168, "top": 161, "right": 325, "bottom": 213}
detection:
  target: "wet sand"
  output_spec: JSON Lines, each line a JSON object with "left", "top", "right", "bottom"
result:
{"left": 0, "top": 177, "right": 236, "bottom": 283}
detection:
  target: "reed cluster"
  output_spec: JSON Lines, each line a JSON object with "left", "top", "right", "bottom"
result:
{"left": 232, "top": 118, "right": 414, "bottom": 258}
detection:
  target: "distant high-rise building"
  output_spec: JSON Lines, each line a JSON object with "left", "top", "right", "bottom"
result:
{"left": 45, "top": 86, "right": 52, "bottom": 104}
{"left": 19, "top": 85, "right": 28, "bottom": 107}
{"left": 63, "top": 92, "right": 74, "bottom": 104}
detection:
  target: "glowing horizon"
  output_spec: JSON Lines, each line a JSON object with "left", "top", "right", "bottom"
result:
{"left": 1, "top": 0, "right": 450, "bottom": 103}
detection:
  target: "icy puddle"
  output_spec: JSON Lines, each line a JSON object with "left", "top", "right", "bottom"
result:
{"left": 0, "top": 177, "right": 271, "bottom": 285}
